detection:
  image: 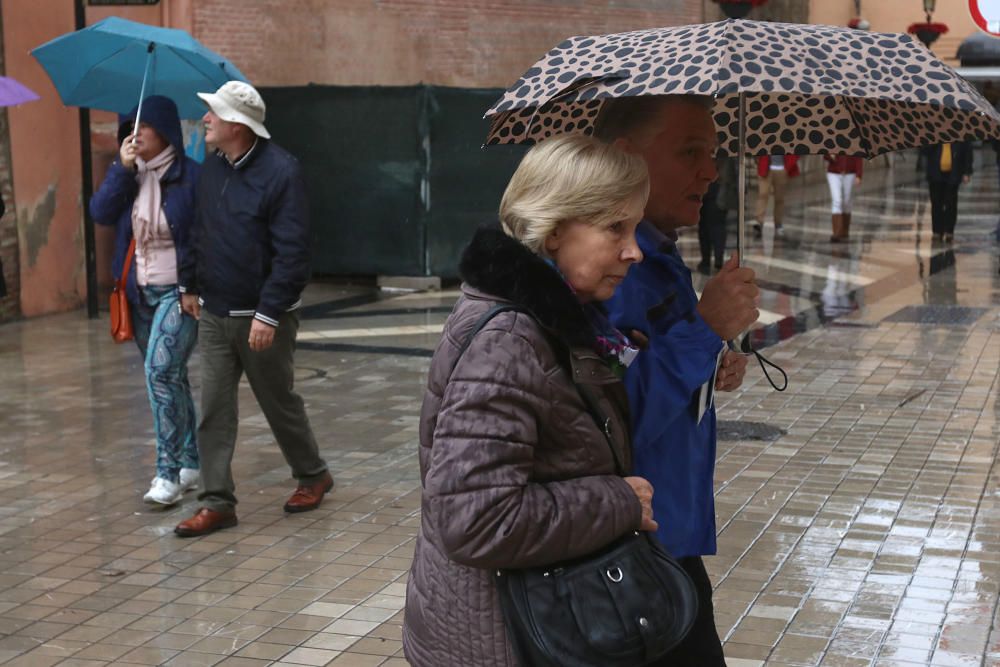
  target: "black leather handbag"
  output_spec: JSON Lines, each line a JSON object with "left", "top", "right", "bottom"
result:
{"left": 496, "top": 531, "right": 698, "bottom": 667}
{"left": 458, "top": 304, "right": 700, "bottom": 667}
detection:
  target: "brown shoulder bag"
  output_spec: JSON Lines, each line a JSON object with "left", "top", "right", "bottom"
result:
{"left": 110, "top": 238, "right": 136, "bottom": 343}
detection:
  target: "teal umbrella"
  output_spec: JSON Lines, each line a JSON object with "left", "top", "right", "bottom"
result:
{"left": 31, "top": 16, "right": 247, "bottom": 121}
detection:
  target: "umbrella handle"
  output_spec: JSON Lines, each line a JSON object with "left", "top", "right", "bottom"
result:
{"left": 131, "top": 42, "right": 156, "bottom": 144}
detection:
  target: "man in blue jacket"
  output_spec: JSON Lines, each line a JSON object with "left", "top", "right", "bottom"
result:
{"left": 597, "top": 95, "right": 760, "bottom": 666}
{"left": 175, "top": 81, "right": 332, "bottom": 537}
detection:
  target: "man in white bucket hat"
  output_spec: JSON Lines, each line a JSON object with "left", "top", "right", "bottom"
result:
{"left": 196, "top": 80, "right": 271, "bottom": 139}
{"left": 176, "top": 80, "right": 333, "bottom": 537}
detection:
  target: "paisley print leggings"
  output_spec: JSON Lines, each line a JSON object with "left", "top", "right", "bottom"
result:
{"left": 132, "top": 285, "right": 199, "bottom": 483}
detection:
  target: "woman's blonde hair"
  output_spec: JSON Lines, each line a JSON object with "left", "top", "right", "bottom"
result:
{"left": 499, "top": 134, "right": 649, "bottom": 255}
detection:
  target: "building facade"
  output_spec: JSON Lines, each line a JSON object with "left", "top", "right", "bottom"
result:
{"left": 2, "top": 0, "right": 717, "bottom": 321}
{"left": 810, "top": 0, "right": 980, "bottom": 66}
{"left": 0, "top": 0, "right": 853, "bottom": 320}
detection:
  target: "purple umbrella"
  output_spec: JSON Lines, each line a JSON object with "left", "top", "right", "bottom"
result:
{"left": 0, "top": 76, "right": 40, "bottom": 107}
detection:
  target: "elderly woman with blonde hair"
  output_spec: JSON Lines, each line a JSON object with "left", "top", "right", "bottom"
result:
{"left": 403, "top": 134, "right": 658, "bottom": 666}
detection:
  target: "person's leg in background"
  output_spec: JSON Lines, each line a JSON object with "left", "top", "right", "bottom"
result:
{"left": 175, "top": 312, "right": 244, "bottom": 537}
{"left": 142, "top": 286, "right": 199, "bottom": 505}
{"left": 712, "top": 208, "right": 728, "bottom": 269}
{"left": 928, "top": 180, "right": 945, "bottom": 240}
{"left": 238, "top": 312, "right": 331, "bottom": 511}
{"left": 827, "top": 172, "right": 844, "bottom": 242}
{"left": 840, "top": 172, "right": 855, "bottom": 240}
{"left": 770, "top": 169, "right": 789, "bottom": 235}
{"left": 942, "top": 182, "right": 960, "bottom": 241}
{"left": 191, "top": 312, "right": 243, "bottom": 514}
{"left": 130, "top": 288, "right": 158, "bottom": 503}
{"left": 754, "top": 173, "right": 771, "bottom": 237}
{"left": 698, "top": 216, "right": 713, "bottom": 274}
{"left": 698, "top": 182, "right": 722, "bottom": 274}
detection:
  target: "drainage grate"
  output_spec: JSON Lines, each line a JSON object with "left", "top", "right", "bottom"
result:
{"left": 883, "top": 305, "right": 988, "bottom": 326}
{"left": 717, "top": 420, "right": 786, "bottom": 442}
{"left": 828, "top": 321, "right": 878, "bottom": 329}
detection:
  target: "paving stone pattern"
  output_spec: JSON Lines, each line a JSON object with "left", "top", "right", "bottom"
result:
{"left": 0, "top": 158, "right": 998, "bottom": 665}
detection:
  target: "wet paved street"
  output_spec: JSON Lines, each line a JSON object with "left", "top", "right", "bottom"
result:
{"left": 0, "top": 152, "right": 999, "bottom": 666}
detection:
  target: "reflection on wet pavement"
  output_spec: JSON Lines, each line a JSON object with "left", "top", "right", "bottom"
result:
{"left": 0, "top": 153, "right": 997, "bottom": 665}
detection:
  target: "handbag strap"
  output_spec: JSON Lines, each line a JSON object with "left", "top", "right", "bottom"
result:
{"left": 454, "top": 304, "right": 531, "bottom": 362}
{"left": 573, "top": 380, "right": 626, "bottom": 477}
{"left": 452, "top": 302, "right": 626, "bottom": 477}
{"left": 118, "top": 237, "right": 136, "bottom": 289}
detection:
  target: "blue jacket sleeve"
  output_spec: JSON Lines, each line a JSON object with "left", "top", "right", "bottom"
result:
{"left": 608, "top": 274, "right": 723, "bottom": 453}
{"left": 172, "top": 158, "right": 201, "bottom": 295}
{"left": 624, "top": 313, "right": 723, "bottom": 452}
{"left": 254, "top": 161, "right": 311, "bottom": 326}
{"left": 89, "top": 162, "right": 137, "bottom": 226}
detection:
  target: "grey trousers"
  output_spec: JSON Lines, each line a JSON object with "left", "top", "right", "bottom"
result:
{"left": 196, "top": 310, "right": 327, "bottom": 512}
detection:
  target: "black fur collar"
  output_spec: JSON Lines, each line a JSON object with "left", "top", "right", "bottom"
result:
{"left": 458, "top": 223, "right": 597, "bottom": 349}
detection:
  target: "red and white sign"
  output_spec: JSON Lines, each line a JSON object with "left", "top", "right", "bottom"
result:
{"left": 970, "top": 0, "right": 1000, "bottom": 36}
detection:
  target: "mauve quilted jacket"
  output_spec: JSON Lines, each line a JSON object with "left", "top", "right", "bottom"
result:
{"left": 402, "top": 225, "right": 643, "bottom": 667}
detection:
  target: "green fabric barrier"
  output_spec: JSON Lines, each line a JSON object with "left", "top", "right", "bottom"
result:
{"left": 263, "top": 85, "right": 527, "bottom": 278}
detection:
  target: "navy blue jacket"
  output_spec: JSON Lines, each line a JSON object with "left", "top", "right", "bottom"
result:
{"left": 89, "top": 95, "right": 200, "bottom": 305}
{"left": 606, "top": 221, "right": 725, "bottom": 558}
{"left": 178, "top": 139, "right": 310, "bottom": 326}
{"left": 922, "top": 142, "right": 974, "bottom": 185}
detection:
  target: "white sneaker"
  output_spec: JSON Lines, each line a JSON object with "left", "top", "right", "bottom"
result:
{"left": 179, "top": 468, "right": 200, "bottom": 493}
{"left": 143, "top": 477, "right": 183, "bottom": 505}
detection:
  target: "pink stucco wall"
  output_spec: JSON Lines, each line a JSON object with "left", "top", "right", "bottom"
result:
{"left": 4, "top": 2, "right": 86, "bottom": 317}
{"left": 1, "top": 1, "right": 193, "bottom": 318}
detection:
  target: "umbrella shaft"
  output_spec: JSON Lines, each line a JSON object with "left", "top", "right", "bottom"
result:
{"left": 735, "top": 92, "right": 752, "bottom": 354}
{"left": 132, "top": 46, "right": 155, "bottom": 141}
{"left": 737, "top": 92, "right": 746, "bottom": 268}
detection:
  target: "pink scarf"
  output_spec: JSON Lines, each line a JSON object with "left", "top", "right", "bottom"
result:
{"left": 132, "top": 145, "right": 175, "bottom": 246}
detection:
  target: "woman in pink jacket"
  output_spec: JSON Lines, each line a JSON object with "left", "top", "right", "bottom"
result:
{"left": 825, "top": 155, "right": 864, "bottom": 242}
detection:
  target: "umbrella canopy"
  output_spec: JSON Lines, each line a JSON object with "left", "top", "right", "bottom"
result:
{"left": 0, "top": 76, "right": 40, "bottom": 107}
{"left": 31, "top": 16, "right": 247, "bottom": 119}
{"left": 485, "top": 19, "right": 1000, "bottom": 157}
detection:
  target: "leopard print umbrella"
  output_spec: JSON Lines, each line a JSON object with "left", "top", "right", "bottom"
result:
{"left": 485, "top": 19, "right": 1000, "bottom": 156}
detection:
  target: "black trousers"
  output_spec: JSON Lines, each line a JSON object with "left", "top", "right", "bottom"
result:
{"left": 928, "top": 180, "right": 959, "bottom": 235}
{"left": 646, "top": 556, "right": 727, "bottom": 667}
{"left": 698, "top": 205, "right": 728, "bottom": 267}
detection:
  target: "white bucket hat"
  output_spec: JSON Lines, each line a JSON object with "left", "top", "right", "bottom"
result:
{"left": 197, "top": 80, "right": 271, "bottom": 139}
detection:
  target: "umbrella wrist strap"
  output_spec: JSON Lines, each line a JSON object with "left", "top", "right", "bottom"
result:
{"left": 752, "top": 348, "right": 788, "bottom": 392}
{"left": 732, "top": 338, "right": 788, "bottom": 392}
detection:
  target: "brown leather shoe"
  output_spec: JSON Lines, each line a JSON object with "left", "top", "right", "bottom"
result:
{"left": 284, "top": 471, "right": 334, "bottom": 513}
{"left": 174, "top": 508, "right": 237, "bottom": 537}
